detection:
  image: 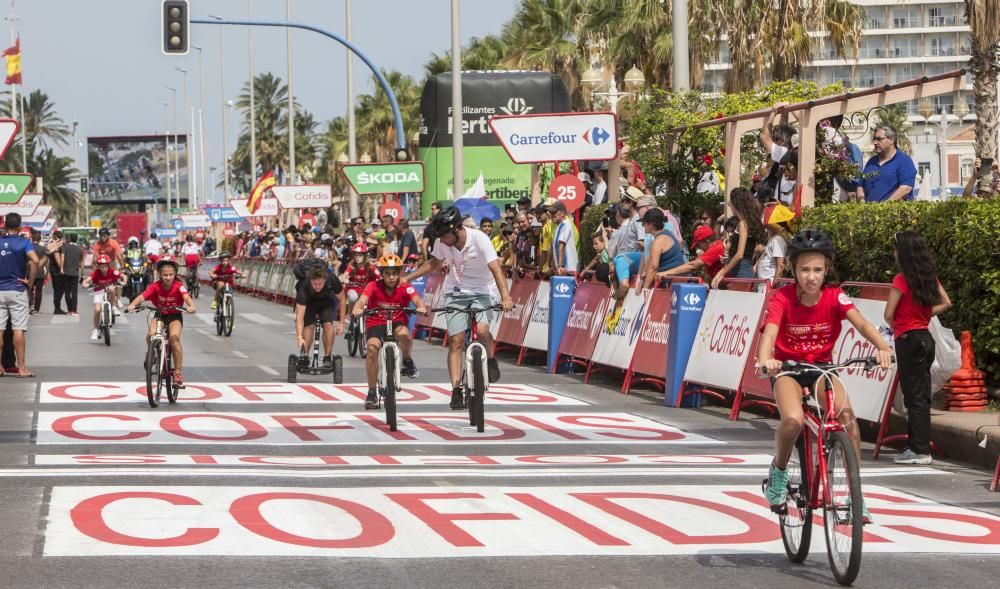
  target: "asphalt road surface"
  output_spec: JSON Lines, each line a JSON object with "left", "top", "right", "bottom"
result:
{"left": 2, "top": 292, "right": 998, "bottom": 589}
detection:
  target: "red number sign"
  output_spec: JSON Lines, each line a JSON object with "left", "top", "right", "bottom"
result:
{"left": 379, "top": 201, "right": 405, "bottom": 221}
{"left": 547, "top": 174, "right": 586, "bottom": 213}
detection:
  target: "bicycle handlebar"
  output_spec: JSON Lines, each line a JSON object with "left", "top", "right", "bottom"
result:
{"left": 128, "top": 305, "right": 189, "bottom": 314}
{"left": 760, "top": 357, "right": 892, "bottom": 377}
{"left": 360, "top": 306, "right": 424, "bottom": 317}
{"left": 431, "top": 304, "right": 504, "bottom": 314}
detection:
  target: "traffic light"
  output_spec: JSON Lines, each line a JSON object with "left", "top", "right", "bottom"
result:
{"left": 161, "top": 1, "right": 190, "bottom": 56}
{"left": 80, "top": 177, "right": 88, "bottom": 193}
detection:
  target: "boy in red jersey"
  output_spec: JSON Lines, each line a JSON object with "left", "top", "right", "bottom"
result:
{"left": 125, "top": 256, "right": 196, "bottom": 385}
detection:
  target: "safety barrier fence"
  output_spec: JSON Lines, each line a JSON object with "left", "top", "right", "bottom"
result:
{"left": 205, "top": 257, "right": 937, "bottom": 464}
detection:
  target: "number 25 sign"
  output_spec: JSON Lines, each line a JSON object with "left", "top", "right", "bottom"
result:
{"left": 547, "top": 174, "right": 586, "bottom": 213}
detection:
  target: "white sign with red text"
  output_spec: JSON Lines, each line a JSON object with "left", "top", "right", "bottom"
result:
{"left": 231, "top": 198, "right": 279, "bottom": 218}
{"left": 490, "top": 112, "right": 618, "bottom": 163}
{"left": 271, "top": 184, "right": 333, "bottom": 209}
{"left": 835, "top": 297, "right": 898, "bottom": 423}
{"left": 44, "top": 484, "right": 1000, "bottom": 556}
{"left": 34, "top": 411, "right": 717, "bottom": 445}
{"left": 39, "top": 382, "right": 586, "bottom": 406}
{"left": 522, "top": 281, "right": 551, "bottom": 351}
{"left": 590, "top": 291, "right": 648, "bottom": 369}
{"left": 684, "top": 289, "right": 766, "bottom": 391}
{"left": 0, "top": 192, "right": 42, "bottom": 216}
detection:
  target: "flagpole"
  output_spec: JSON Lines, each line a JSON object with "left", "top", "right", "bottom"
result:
{"left": 6, "top": 0, "right": 24, "bottom": 172}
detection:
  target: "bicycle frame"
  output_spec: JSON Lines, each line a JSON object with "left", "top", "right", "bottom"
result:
{"left": 798, "top": 375, "right": 847, "bottom": 511}
{"left": 377, "top": 316, "right": 402, "bottom": 393}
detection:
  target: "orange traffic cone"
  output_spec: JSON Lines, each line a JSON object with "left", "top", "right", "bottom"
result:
{"left": 946, "top": 331, "right": 988, "bottom": 412}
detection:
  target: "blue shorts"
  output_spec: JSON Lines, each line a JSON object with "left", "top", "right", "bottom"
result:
{"left": 612, "top": 252, "right": 642, "bottom": 283}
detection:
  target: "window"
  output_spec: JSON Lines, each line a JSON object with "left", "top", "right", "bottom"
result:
{"left": 918, "top": 162, "right": 932, "bottom": 178}
{"left": 859, "top": 38, "right": 883, "bottom": 59}
{"left": 893, "top": 38, "right": 919, "bottom": 58}
{"left": 928, "top": 7, "right": 957, "bottom": 27}
{"left": 892, "top": 7, "right": 919, "bottom": 28}
{"left": 929, "top": 37, "right": 956, "bottom": 57}
{"left": 718, "top": 41, "right": 729, "bottom": 64}
{"left": 856, "top": 67, "right": 877, "bottom": 88}
{"left": 961, "top": 159, "right": 974, "bottom": 182}
{"left": 894, "top": 64, "right": 916, "bottom": 83}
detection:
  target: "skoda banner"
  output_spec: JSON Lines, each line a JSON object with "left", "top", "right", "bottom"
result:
{"left": 341, "top": 162, "right": 424, "bottom": 195}
{"left": 418, "top": 71, "right": 571, "bottom": 216}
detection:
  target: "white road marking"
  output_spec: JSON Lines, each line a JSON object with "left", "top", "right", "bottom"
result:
{"left": 194, "top": 313, "right": 215, "bottom": 325}
{"left": 195, "top": 328, "right": 211, "bottom": 337}
{"left": 241, "top": 312, "right": 284, "bottom": 325}
{"left": 232, "top": 350, "right": 249, "bottom": 359}
{"left": 259, "top": 366, "right": 280, "bottom": 376}
{"left": 50, "top": 315, "right": 80, "bottom": 324}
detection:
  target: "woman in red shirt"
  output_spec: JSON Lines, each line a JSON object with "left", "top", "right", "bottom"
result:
{"left": 883, "top": 231, "right": 952, "bottom": 465}
{"left": 757, "top": 229, "right": 892, "bottom": 522}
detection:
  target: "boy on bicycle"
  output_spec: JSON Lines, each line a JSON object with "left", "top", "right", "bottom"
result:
{"left": 352, "top": 254, "right": 427, "bottom": 409}
{"left": 125, "top": 256, "right": 197, "bottom": 386}
{"left": 181, "top": 234, "right": 202, "bottom": 286}
{"left": 757, "top": 229, "right": 891, "bottom": 524}
{"left": 405, "top": 206, "right": 514, "bottom": 410}
{"left": 81, "top": 254, "right": 126, "bottom": 341}
{"left": 210, "top": 251, "right": 243, "bottom": 309}
{"left": 341, "top": 242, "right": 380, "bottom": 314}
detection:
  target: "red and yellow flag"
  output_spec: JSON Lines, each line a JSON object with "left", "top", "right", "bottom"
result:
{"left": 3, "top": 37, "right": 21, "bottom": 85}
{"left": 247, "top": 170, "right": 275, "bottom": 214}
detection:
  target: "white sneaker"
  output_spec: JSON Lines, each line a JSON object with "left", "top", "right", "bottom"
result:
{"left": 112, "top": 308, "right": 121, "bottom": 316}
{"left": 90, "top": 329, "right": 100, "bottom": 340}
{"left": 893, "top": 448, "right": 932, "bottom": 465}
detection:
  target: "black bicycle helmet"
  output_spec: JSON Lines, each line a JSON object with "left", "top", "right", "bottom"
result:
{"left": 429, "top": 206, "right": 463, "bottom": 238}
{"left": 787, "top": 228, "right": 835, "bottom": 260}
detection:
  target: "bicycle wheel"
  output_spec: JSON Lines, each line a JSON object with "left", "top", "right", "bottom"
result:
{"left": 470, "top": 346, "right": 486, "bottom": 433}
{"left": 780, "top": 435, "right": 813, "bottom": 563}
{"left": 347, "top": 319, "right": 359, "bottom": 357}
{"left": 824, "top": 430, "right": 864, "bottom": 586}
{"left": 383, "top": 346, "right": 398, "bottom": 431}
{"left": 223, "top": 297, "right": 235, "bottom": 336}
{"left": 145, "top": 340, "right": 161, "bottom": 408}
{"left": 332, "top": 355, "right": 343, "bottom": 384}
{"left": 166, "top": 349, "right": 178, "bottom": 404}
{"left": 287, "top": 354, "right": 298, "bottom": 383}
{"left": 102, "top": 323, "right": 111, "bottom": 346}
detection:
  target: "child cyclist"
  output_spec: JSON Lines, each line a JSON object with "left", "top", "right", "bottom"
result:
{"left": 352, "top": 254, "right": 426, "bottom": 410}
{"left": 125, "top": 256, "right": 197, "bottom": 386}
{"left": 81, "top": 254, "right": 126, "bottom": 341}
{"left": 210, "top": 251, "right": 243, "bottom": 309}
{"left": 756, "top": 229, "right": 892, "bottom": 523}
{"left": 342, "top": 242, "right": 380, "bottom": 313}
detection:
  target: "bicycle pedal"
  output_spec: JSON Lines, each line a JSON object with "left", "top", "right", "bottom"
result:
{"left": 769, "top": 503, "right": 788, "bottom": 516}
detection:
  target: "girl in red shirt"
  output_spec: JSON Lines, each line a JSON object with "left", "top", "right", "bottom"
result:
{"left": 757, "top": 229, "right": 892, "bottom": 521}
{"left": 883, "top": 231, "right": 952, "bottom": 465}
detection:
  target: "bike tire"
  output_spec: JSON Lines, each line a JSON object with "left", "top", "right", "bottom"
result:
{"left": 166, "top": 352, "right": 179, "bottom": 405}
{"left": 780, "top": 435, "right": 813, "bottom": 563}
{"left": 215, "top": 309, "right": 224, "bottom": 335}
{"left": 145, "top": 340, "right": 161, "bottom": 408}
{"left": 347, "top": 320, "right": 359, "bottom": 357}
{"left": 102, "top": 324, "right": 111, "bottom": 347}
{"left": 287, "top": 354, "right": 298, "bottom": 383}
{"left": 384, "top": 346, "right": 398, "bottom": 432}
{"left": 223, "top": 297, "right": 235, "bottom": 336}
{"left": 471, "top": 346, "right": 486, "bottom": 433}
{"left": 333, "top": 355, "right": 343, "bottom": 384}
{"left": 824, "top": 430, "right": 864, "bottom": 586}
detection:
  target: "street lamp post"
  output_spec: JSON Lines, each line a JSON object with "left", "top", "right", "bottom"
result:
{"left": 210, "top": 15, "right": 230, "bottom": 204}
{"left": 582, "top": 48, "right": 645, "bottom": 201}
{"left": 346, "top": 0, "right": 358, "bottom": 219}
{"left": 286, "top": 0, "right": 296, "bottom": 186}
{"left": 248, "top": 0, "right": 258, "bottom": 186}
{"left": 919, "top": 97, "right": 970, "bottom": 199}
{"left": 166, "top": 86, "right": 179, "bottom": 211}
{"left": 193, "top": 44, "right": 208, "bottom": 204}
{"left": 161, "top": 100, "right": 172, "bottom": 216}
{"left": 337, "top": 152, "right": 349, "bottom": 224}
{"left": 359, "top": 151, "right": 371, "bottom": 220}
{"left": 176, "top": 66, "right": 191, "bottom": 206}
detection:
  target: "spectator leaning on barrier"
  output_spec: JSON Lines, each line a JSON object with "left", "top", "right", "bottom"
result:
{"left": 640, "top": 208, "right": 686, "bottom": 292}
{"left": 858, "top": 126, "right": 917, "bottom": 203}
{"left": 657, "top": 225, "right": 725, "bottom": 283}
{"left": 711, "top": 187, "right": 766, "bottom": 289}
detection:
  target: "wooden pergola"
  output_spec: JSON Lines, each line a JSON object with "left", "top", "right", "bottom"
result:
{"left": 671, "top": 70, "right": 968, "bottom": 208}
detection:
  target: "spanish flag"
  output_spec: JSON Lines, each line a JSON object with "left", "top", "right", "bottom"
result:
{"left": 247, "top": 170, "right": 275, "bottom": 214}
{"left": 3, "top": 38, "right": 21, "bottom": 85}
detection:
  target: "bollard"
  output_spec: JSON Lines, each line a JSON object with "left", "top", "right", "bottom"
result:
{"left": 664, "top": 283, "right": 707, "bottom": 407}
{"left": 548, "top": 276, "right": 577, "bottom": 373}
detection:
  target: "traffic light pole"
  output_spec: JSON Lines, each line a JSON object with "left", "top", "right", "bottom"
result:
{"left": 190, "top": 17, "right": 407, "bottom": 154}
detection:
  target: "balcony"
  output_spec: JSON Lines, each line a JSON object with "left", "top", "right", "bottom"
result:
{"left": 865, "top": 18, "right": 887, "bottom": 29}
{"left": 929, "top": 45, "right": 959, "bottom": 57}
{"left": 892, "top": 47, "right": 920, "bottom": 58}
{"left": 892, "top": 17, "right": 919, "bottom": 28}
{"left": 928, "top": 15, "right": 960, "bottom": 27}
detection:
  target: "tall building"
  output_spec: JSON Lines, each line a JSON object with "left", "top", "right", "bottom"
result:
{"left": 702, "top": 0, "right": 976, "bottom": 195}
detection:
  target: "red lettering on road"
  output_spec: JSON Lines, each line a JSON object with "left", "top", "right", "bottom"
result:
{"left": 573, "top": 492, "right": 779, "bottom": 544}
{"left": 557, "top": 416, "right": 685, "bottom": 441}
{"left": 231, "top": 492, "right": 394, "bottom": 548}
{"left": 723, "top": 490, "right": 891, "bottom": 543}
{"left": 353, "top": 414, "right": 418, "bottom": 441}
{"left": 507, "top": 415, "right": 586, "bottom": 440}
{"left": 297, "top": 384, "right": 339, "bottom": 401}
{"left": 71, "top": 492, "right": 218, "bottom": 547}
{"left": 237, "top": 456, "right": 348, "bottom": 466}
{"left": 273, "top": 415, "right": 353, "bottom": 442}
{"left": 160, "top": 414, "right": 268, "bottom": 442}
{"left": 190, "top": 455, "right": 219, "bottom": 464}
{"left": 405, "top": 416, "right": 526, "bottom": 441}
{"left": 174, "top": 385, "right": 224, "bottom": 401}
{"left": 643, "top": 455, "right": 745, "bottom": 464}
{"left": 69, "top": 455, "right": 166, "bottom": 465}
{"left": 387, "top": 492, "right": 519, "bottom": 547}
{"left": 230, "top": 384, "right": 298, "bottom": 401}
{"left": 514, "top": 455, "right": 628, "bottom": 465}
{"left": 47, "top": 384, "right": 125, "bottom": 401}
{"left": 52, "top": 414, "right": 149, "bottom": 441}
{"left": 508, "top": 493, "right": 628, "bottom": 546}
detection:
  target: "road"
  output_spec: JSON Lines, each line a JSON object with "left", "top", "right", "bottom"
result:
{"left": 1, "top": 291, "right": 998, "bottom": 589}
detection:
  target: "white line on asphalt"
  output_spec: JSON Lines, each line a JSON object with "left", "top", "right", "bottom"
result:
{"left": 195, "top": 313, "right": 215, "bottom": 325}
{"left": 195, "top": 328, "right": 211, "bottom": 337}
{"left": 233, "top": 350, "right": 248, "bottom": 359}
{"left": 241, "top": 312, "right": 284, "bottom": 325}
{"left": 0, "top": 466, "right": 946, "bottom": 479}
{"left": 50, "top": 315, "right": 80, "bottom": 324}
{"left": 259, "top": 366, "right": 280, "bottom": 376}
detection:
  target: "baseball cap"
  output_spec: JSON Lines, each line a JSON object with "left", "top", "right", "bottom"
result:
{"left": 541, "top": 197, "right": 557, "bottom": 207}
{"left": 637, "top": 195, "right": 658, "bottom": 208}
{"left": 530, "top": 220, "right": 543, "bottom": 228}
{"left": 547, "top": 201, "right": 568, "bottom": 214}
{"left": 371, "top": 218, "right": 381, "bottom": 226}
{"left": 578, "top": 172, "right": 592, "bottom": 183}
{"left": 517, "top": 196, "right": 532, "bottom": 206}
{"left": 623, "top": 186, "right": 644, "bottom": 202}
{"left": 692, "top": 225, "right": 715, "bottom": 246}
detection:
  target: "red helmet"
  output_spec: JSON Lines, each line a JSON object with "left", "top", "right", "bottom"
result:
{"left": 156, "top": 255, "right": 179, "bottom": 270}
{"left": 95, "top": 254, "right": 112, "bottom": 265}
{"left": 351, "top": 243, "right": 369, "bottom": 254}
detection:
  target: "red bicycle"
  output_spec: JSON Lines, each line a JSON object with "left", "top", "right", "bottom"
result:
{"left": 762, "top": 357, "right": 881, "bottom": 586}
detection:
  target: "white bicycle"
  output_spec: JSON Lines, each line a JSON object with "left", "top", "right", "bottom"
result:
{"left": 361, "top": 306, "right": 421, "bottom": 431}
{"left": 91, "top": 288, "right": 116, "bottom": 346}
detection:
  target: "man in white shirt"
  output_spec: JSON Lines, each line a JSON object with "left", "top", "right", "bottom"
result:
{"left": 591, "top": 169, "right": 608, "bottom": 205}
{"left": 405, "top": 206, "right": 514, "bottom": 409}
{"left": 548, "top": 201, "right": 578, "bottom": 275}
{"left": 143, "top": 232, "right": 164, "bottom": 260}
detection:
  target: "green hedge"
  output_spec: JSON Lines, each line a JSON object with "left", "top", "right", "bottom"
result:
{"left": 801, "top": 200, "right": 1000, "bottom": 384}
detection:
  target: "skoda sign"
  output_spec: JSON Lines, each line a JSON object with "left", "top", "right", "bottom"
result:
{"left": 341, "top": 162, "right": 425, "bottom": 195}
{"left": 489, "top": 112, "right": 618, "bottom": 164}
{"left": 271, "top": 184, "right": 333, "bottom": 209}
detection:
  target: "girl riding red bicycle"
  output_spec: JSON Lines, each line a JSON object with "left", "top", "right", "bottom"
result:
{"left": 125, "top": 256, "right": 196, "bottom": 385}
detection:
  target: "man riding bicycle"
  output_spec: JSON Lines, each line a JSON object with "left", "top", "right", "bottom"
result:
{"left": 125, "top": 256, "right": 196, "bottom": 386}
{"left": 181, "top": 234, "right": 202, "bottom": 287}
{"left": 342, "top": 242, "right": 380, "bottom": 313}
{"left": 81, "top": 254, "right": 125, "bottom": 341}
{"left": 405, "top": 206, "right": 514, "bottom": 409}
{"left": 353, "top": 254, "right": 427, "bottom": 409}
{"left": 210, "top": 251, "right": 243, "bottom": 309}
{"left": 294, "top": 262, "right": 345, "bottom": 370}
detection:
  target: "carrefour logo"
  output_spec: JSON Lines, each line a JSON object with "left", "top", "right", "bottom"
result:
{"left": 582, "top": 126, "right": 611, "bottom": 146}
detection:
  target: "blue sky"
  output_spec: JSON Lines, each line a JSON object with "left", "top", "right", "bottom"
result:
{"left": 11, "top": 0, "right": 518, "bottom": 198}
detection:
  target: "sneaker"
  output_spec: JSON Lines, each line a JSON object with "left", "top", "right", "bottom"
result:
{"left": 112, "top": 308, "right": 121, "bottom": 317}
{"left": 322, "top": 355, "right": 334, "bottom": 369}
{"left": 364, "top": 389, "right": 379, "bottom": 410}
{"left": 450, "top": 386, "right": 466, "bottom": 410}
{"left": 211, "top": 300, "right": 218, "bottom": 310}
{"left": 173, "top": 370, "right": 184, "bottom": 387}
{"left": 90, "top": 329, "right": 100, "bottom": 341}
{"left": 846, "top": 495, "right": 875, "bottom": 526}
{"left": 487, "top": 357, "right": 500, "bottom": 383}
{"left": 893, "top": 448, "right": 932, "bottom": 465}
{"left": 53, "top": 309, "right": 66, "bottom": 315}
{"left": 401, "top": 357, "right": 418, "bottom": 378}
{"left": 764, "top": 462, "right": 790, "bottom": 508}
{"left": 68, "top": 311, "right": 79, "bottom": 317}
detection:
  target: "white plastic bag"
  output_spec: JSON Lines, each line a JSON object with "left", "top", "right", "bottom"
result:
{"left": 929, "top": 317, "right": 961, "bottom": 394}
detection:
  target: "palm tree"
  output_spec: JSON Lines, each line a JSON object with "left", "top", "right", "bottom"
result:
{"left": 29, "top": 148, "right": 79, "bottom": 223}
{"left": 230, "top": 72, "right": 291, "bottom": 191}
{"left": 354, "top": 70, "right": 421, "bottom": 162}
{"left": 315, "top": 116, "right": 349, "bottom": 190}
{"left": 503, "top": 0, "right": 586, "bottom": 104}
{"left": 966, "top": 0, "right": 1000, "bottom": 191}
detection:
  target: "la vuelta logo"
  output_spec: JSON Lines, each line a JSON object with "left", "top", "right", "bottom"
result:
{"left": 709, "top": 313, "right": 751, "bottom": 357}
{"left": 836, "top": 326, "right": 890, "bottom": 381}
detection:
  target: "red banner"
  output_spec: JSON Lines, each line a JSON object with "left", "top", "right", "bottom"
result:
{"left": 496, "top": 278, "right": 541, "bottom": 347}
{"left": 415, "top": 272, "right": 444, "bottom": 330}
{"left": 628, "top": 288, "right": 672, "bottom": 379}
{"left": 557, "top": 282, "right": 611, "bottom": 362}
